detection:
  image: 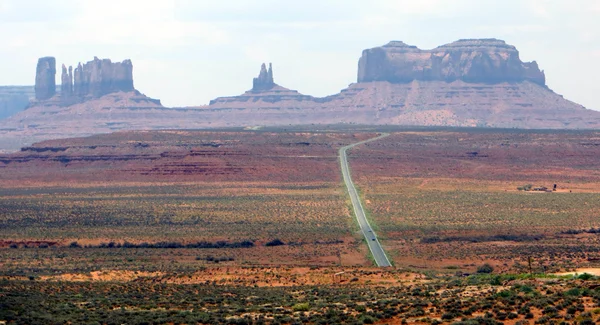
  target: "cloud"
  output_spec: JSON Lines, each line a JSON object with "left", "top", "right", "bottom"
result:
{"left": 0, "top": 0, "right": 230, "bottom": 56}
{"left": 527, "top": 0, "right": 552, "bottom": 18}
{"left": 174, "top": 0, "right": 360, "bottom": 23}
{"left": 374, "top": 0, "right": 468, "bottom": 16}
{"left": 0, "top": 0, "right": 78, "bottom": 22}
{"left": 67, "top": 1, "right": 229, "bottom": 47}
{"left": 477, "top": 24, "right": 550, "bottom": 35}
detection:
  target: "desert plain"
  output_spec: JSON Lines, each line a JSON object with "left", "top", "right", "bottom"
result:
{"left": 1, "top": 126, "right": 600, "bottom": 324}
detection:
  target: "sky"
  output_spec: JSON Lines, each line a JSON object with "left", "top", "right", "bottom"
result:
{"left": 1, "top": 0, "right": 599, "bottom": 110}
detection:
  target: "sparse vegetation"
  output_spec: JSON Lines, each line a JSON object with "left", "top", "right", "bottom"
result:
{"left": 1, "top": 272, "right": 600, "bottom": 324}
{"left": 477, "top": 263, "right": 494, "bottom": 274}
{"left": 1, "top": 128, "right": 600, "bottom": 324}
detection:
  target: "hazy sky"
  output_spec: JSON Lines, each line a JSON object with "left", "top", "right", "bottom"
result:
{"left": 1, "top": 0, "right": 599, "bottom": 110}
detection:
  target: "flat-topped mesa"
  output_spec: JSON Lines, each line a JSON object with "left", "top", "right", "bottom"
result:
{"left": 252, "top": 63, "right": 275, "bottom": 92}
{"left": 34, "top": 57, "right": 57, "bottom": 100}
{"left": 358, "top": 38, "right": 546, "bottom": 86}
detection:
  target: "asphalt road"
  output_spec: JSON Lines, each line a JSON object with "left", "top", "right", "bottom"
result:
{"left": 339, "top": 133, "right": 392, "bottom": 267}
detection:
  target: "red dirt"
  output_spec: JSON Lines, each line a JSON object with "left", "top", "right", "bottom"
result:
{"left": 0, "top": 130, "right": 376, "bottom": 185}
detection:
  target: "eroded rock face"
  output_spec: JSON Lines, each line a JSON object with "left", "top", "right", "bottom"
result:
{"left": 60, "top": 64, "right": 73, "bottom": 98}
{"left": 252, "top": 63, "right": 275, "bottom": 91}
{"left": 34, "top": 57, "right": 56, "bottom": 100}
{"left": 71, "top": 57, "right": 134, "bottom": 98}
{"left": 34, "top": 56, "right": 136, "bottom": 104}
{"left": 210, "top": 63, "right": 319, "bottom": 105}
{"left": 358, "top": 39, "right": 546, "bottom": 86}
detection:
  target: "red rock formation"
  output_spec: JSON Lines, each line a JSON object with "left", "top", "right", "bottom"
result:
{"left": 34, "top": 57, "right": 56, "bottom": 100}
{"left": 72, "top": 57, "right": 134, "bottom": 98}
{"left": 2, "top": 40, "right": 599, "bottom": 153}
{"left": 204, "top": 40, "right": 598, "bottom": 130}
{"left": 60, "top": 64, "right": 73, "bottom": 98}
{"left": 358, "top": 39, "right": 546, "bottom": 86}
{"left": 252, "top": 63, "right": 275, "bottom": 91}
{"left": 211, "top": 63, "right": 317, "bottom": 105}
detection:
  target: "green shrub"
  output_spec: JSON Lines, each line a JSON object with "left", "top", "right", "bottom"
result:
{"left": 490, "top": 276, "right": 502, "bottom": 286}
{"left": 564, "top": 288, "right": 581, "bottom": 296}
{"left": 292, "top": 303, "right": 309, "bottom": 312}
{"left": 577, "top": 273, "right": 594, "bottom": 280}
{"left": 477, "top": 264, "right": 494, "bottom": 274}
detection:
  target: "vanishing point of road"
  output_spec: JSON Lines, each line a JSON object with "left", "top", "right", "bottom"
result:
{"left": 340, "top": 133, "right": 392, "bottom": 267}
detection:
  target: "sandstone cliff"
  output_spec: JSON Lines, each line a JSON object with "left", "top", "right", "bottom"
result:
{"left": 34, "top": 57, "right": 56, "bottom": 100}
{"left": 60, "top": 64, "right": 73, "bottom": 98}
{"left": 1, "top": 56, "right": 163, "bottom": 150}
{"left": 204, "top": 40, "right": 598, "bottom": 129}
{"left": 71, "top": 57, "right": 134, "bottom": 98}
{"left": 252, "top": 63, "right": 275, "bottom": 91}
{"left": 358, "top": 39, "right": 546, "bottom": 86}
{"left": 31, "top": 56, "right": 150, "bottom": 109}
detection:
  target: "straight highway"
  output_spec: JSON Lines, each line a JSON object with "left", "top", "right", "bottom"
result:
{"left": 339, "top": 133, "right": 392, "bottom": 267}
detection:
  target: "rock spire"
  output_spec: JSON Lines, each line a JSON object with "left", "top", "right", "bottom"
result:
{"left": 252, "top": 63, "right": 275, "bottom": 91}
{"left": 60, "top": 64, "right": 73, "bottom": 98}
{"left": 34, "top": 57, "right": 57, "bottom": 100}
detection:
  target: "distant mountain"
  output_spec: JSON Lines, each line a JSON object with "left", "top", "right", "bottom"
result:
{"left": 0, "top": 39, "right": 599, "bottom": 152}
{"left": 0, "top": 86, "right": 33, "bottom": 119}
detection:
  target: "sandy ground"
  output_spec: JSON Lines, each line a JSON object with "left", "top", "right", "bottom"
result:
{"left": 556, "top": 268, "right": 600, "bottom": 276}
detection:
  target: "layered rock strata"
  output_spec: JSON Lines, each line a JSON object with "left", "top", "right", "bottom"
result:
{"left": 204, "top": 39, "right": 599, "bottom": 129}
{"left": 358, "top": 39, "right": 546, "bottom": 86}
{"left": 2, "top": 38, "right": 599, "bottom": 153}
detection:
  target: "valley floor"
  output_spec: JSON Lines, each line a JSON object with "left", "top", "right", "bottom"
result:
{"left": 1, "top": 127, "right": 600, "bottom": 324}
